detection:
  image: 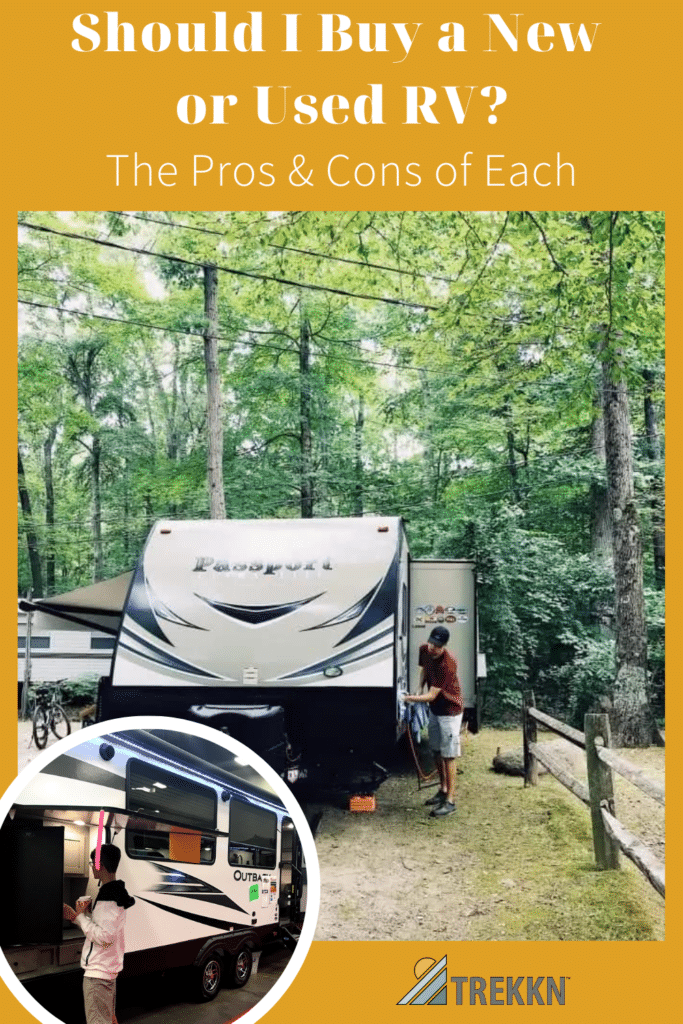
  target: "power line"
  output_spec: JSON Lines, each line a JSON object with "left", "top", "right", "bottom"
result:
{"left": 19, "top": 297, "right": 604, "bottom": 396}
{"left": 268, "top": 243, "right": 462, "bottom": 285}
{"left": 18, "top": 299, "right": 415, "bottom": 372}
{"left": 20, "top": 221, "right": 440, "bottom": 311}
{"left": 109, "top": 210, "right": 465, "bottom": 284}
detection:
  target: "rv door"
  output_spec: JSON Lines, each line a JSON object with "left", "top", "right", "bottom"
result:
{"left": 1, "top": 823, "right": 65, "bottom": 946}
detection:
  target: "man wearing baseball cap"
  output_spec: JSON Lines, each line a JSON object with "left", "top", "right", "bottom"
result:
{"left": 402, "top": 626, "right": 463, "bottom": 817}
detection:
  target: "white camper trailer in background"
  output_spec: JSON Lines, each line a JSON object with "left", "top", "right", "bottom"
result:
{"left": 21, "top": 518, "right": 483, "bottom": 793}
{"left": 1, "top": 730, "right": 308, "bottom": 1008}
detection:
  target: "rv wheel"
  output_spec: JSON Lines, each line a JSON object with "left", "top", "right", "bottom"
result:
{"left": 192, "top": 951, "right": 223, "bottom": 1001}
{"left": 229, "top": 947, "right": 253, "bottom": 988}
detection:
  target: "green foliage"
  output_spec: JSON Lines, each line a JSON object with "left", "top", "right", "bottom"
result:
{"left": 17, "top": 211, "right": 665, "bottom": 725}
{"left": 58, "top": 675, "right": 100, "bottom": 708}
{"left": 439, "top": 504, "right": 617, "bottom": 727}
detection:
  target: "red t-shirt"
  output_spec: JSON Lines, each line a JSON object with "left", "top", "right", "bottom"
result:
{"left": 419, "top": 644, "right": 463, "bottom": 716}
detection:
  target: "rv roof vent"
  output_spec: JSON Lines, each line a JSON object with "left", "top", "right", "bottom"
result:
{"left": 160, "top": 528, "right": 171, "bottom": 534}
{"left": 377, "top": 525, "right": 389, "bottom": 532}
{"left": 99, "top": 742, "right": 115, "bottom": 761}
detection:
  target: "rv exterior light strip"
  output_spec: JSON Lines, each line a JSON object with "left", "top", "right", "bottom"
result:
{"left": 100, "top": 734, "right": 285, "bottom": 815}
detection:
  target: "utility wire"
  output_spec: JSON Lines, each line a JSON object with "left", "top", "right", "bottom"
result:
{"left": 20, "top": 221, "right": 440, "bottom": 311}
{"left": 108, "top": 209, "right": 464, "bottom": 284}
{"left": 268, "top": 243, "right": 461, "bottom": 285}
{"left": 20, "top": 298, "right": 608, "bottom": 395}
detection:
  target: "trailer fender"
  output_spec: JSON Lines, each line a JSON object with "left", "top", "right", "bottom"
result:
{"left": 191, "top": 947, "right": 225, "bottom": 1002}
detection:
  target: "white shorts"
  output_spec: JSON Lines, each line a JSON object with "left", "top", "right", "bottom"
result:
{"left": 428, "top": 711, "right": 463, "bottom": 758}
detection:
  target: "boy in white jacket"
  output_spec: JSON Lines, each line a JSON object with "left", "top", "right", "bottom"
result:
{"left": 63, "top": 844, "right": 135, "bottom": 1024}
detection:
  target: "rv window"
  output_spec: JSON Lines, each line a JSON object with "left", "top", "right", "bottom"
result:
{"left": 126, "top": 758, "right": 217, "bottom": 831}
{"left": 125, "top": 829, "right": 216, "bottom": 864}
{"left": 18, "top": 636, "right": 51, "bottom": 649}
{"left": 90, "top": 636, "right": 115, "bottom": 650}
{"left": 228, "top": 800, "right": 277, "bottom": 869}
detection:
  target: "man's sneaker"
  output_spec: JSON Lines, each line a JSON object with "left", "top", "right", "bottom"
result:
{"left": 430, "top": 801, "right": 456, "bottom": 817}
{"left": 424, "top": 791, "right": 447, "bottom": 807}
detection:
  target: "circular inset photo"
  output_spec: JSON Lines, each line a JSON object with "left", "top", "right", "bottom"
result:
{"left": 0, "top": 717, "right": 319, "bottom": 1024}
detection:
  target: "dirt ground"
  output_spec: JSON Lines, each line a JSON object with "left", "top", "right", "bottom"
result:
{"left": 313, "top": 728, "right": 665, "bottom": 942}
{"left": 17, "top": 717, "right": 70, "bottom": 773}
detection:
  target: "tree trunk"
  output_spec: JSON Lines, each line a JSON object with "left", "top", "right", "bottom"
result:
{"left": 590, "top": 392, "right": 612, "bottom": 564}
{"left": 299, "top": 316, "right": 314, "bottom": 518}
{"left": 352, "top": 393, "right": 365, "bottom": 516}
{"left": 43, "top": 423, "right": 57, "bottom": 595}
{"left": 90, "top": 431, "right": 104, "bottom": 581}
{"left": 601, "top": 359, "right": 653, "bottom": 746}
{"left": 18, "top": 447, "right": 44, "bottom": 597}
{"left": 643, "top": 368, "right": 665, "bottom": 590}
{"left": 203, "top": 264, "right": 226, "bottom": 519}
{"left": 504, "top": 400, "right": 525, "bottom": 505}
{"left": 600, "top": 213, "right": 654, "bottom": 747}
{"left": 589, "top": 388, "right": 614, "bottom": 635}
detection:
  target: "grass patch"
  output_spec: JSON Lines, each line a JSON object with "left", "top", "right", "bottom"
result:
{"left": 456, "top": 728, "right": 662, "bottom": 941}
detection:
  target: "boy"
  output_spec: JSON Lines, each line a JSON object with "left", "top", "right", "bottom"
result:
{"left": 63, "top": 843, "right": 135, "bottom": 1024}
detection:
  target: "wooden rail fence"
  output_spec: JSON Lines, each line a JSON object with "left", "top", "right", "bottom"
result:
{"left": 522, "top": 691, "right": 665, "bottom": 898}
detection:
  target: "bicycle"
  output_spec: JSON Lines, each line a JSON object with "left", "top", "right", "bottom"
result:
{"left": 30, "top": 683, "right": 71, "bottom": 749}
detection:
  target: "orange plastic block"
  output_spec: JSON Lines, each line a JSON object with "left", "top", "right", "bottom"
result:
{"left": 349, "top": 795, "right": 376, "bottom": 812}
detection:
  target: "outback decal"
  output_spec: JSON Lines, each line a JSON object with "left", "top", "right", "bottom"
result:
{"left": 234, "top": 870, "right": 264, "bottom": 882}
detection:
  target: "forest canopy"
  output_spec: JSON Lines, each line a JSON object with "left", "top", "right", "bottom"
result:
{"left": 17, "top": 210, "right": 665, "bottom": 734}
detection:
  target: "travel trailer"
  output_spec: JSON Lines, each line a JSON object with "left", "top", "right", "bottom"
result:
{"left": 18, "top": 607, "right": 114, "bottom": 686}
{"left": 21, "top": 517, "right": 483, "bottom": 792}
{"left": 1, "top": 730, "right": 308, "bottom": 1007}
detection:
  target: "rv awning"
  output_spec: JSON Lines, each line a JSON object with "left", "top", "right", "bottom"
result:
{"left": 19, "top": 572, "right": 133, "bottom": 634}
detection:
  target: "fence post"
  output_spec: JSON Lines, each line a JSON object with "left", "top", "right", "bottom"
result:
{"left": 585, "top": 713, "right": 620, "bottom": 869}
{"left": 523, "top": 691, "right": 538, "bottom": 787}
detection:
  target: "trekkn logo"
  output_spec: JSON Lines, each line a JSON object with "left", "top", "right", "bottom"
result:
{"left": 397, "top": 956, "right": 447, "bottom": 1005}
{"left": 398, "top": 957, "right": 567, "bottom": 1006}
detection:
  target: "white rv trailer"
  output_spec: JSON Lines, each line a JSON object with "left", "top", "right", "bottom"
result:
{"left": 21, "top": 518, "right": 481, "bottom": 791}
{"left": 1, "top": 730, "right": 307, "bottom": 1005}
{"left": 18, "top": 609, "right": 114, "bottom": 685}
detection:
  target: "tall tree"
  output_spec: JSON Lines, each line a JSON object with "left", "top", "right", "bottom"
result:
{"left": 600, "top": 213, "right": 654, "bottom": 746}
{"left": 203, "top": 264, "right": 226, "bottom": 518}
{"left": 18, "top": 446, "right": 43, "bottom": 597}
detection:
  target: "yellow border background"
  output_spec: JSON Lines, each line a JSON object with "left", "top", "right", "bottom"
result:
{"left": 2, "top": 1, "right": 677, "bottom": 1020}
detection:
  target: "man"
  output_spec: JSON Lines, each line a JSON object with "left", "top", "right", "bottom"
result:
{"left": 63, "top": 844, "right": 135, "bottom": 1024}
{"left": 402, "top": 625, "right": 463, "bottom": 818}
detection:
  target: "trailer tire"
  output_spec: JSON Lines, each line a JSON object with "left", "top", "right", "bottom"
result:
{"left": 192, "top": 950, "right": 223, "bottom": 1001}
{"left": 229, "top": 947, "right": 253, "bottom": 988}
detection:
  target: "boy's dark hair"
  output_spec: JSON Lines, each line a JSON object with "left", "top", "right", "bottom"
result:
{"left": 91, "top": 843, "right": 121, "bottom": 873}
